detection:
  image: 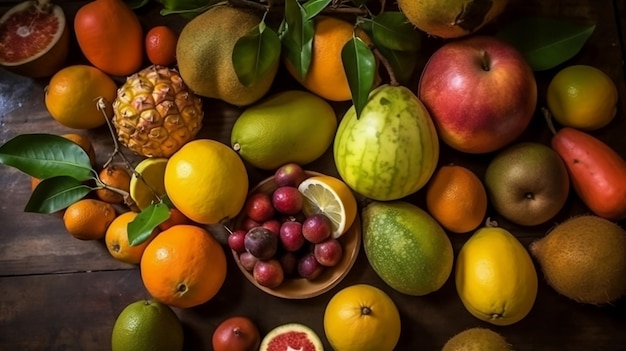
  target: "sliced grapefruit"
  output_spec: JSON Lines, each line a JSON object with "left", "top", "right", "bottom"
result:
{"left": 0, "top": 0, "right": 69, "bottom": 77}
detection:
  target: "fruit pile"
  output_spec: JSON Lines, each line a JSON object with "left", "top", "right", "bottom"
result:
{"left": 230, "top": 163, "right": 357, "bottom": 289}
{"left": 0, "top": 0, "right": 625, "bottom": 349}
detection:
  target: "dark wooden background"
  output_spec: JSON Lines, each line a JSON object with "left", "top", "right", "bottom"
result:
{"left": 1, "top": 0, "right": 626, "bottom": 350}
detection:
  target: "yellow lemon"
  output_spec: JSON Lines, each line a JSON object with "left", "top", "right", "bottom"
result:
{"left": 297, "top": 175, "right": 357, "bottom": 238}
{"left": 547, "top": 64, "right": 618, "bottom": 130}
{"left": 164, "top": 139, "right": 248, "bottom": 224}
{"left": 130, "top": 158, "right": 168, "bottom": 210}
{"left": 323, "top": 284, "right": 401, "bottom": 351}
{"left": 455, "top": 225, "right": 538, "bottom": 326}
{"left": 45, "top": 64, "right": 117, "bottom": 129}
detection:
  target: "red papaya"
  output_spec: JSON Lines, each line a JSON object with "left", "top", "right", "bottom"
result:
{"left": 551, "top": 127, "right": 626, "bottom": 220}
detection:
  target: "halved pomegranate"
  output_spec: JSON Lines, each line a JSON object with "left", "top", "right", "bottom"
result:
{"left": 0, "top": 0, "right": 69, "bottom": 78}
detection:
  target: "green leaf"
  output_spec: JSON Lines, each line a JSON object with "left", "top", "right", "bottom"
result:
{"left": 342, "top": 36, "right": 377, "bottom": 118}
{"left": 25, "top": 176, "right": 92, "bottom": 213}
{"left": 303, "top": 0, "right": 332, "bottom": 20}
{"left": 0, "top": 134, "right": 93, "bottom": 181}
{"left": 368, "top": 12, "right": 422, "bottom": 52}
{"left": 128, "top": 203, "right": 170, "bottom": 246}
{"left": 282, "top": 0, "right": 314, "bottom": 80}
{"left": 497, "top": 16, "right": 595, "bottom": 71}
{"left": 376, "top": 46, "right": 420, "bottom": 86}
{"left": 233, "top": 21, "right": 281, "bottom": 87}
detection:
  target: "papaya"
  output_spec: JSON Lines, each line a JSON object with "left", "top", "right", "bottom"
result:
{"left": 551, "top": 127, "right": 626, "bottom": 220}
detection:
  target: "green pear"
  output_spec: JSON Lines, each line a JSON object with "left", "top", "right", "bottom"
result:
{"left": 484, "top": 142, "right": 570, "bottom": 226}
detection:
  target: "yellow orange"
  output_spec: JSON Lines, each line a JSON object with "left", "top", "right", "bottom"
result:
{"left": 105, "top": 211, "right": 158, "bottom": 265}
{"left": 63, "top": 199, "right": 116, "bottom": 240}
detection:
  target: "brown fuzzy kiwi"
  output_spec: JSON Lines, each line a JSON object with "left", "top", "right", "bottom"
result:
{"left": 530, "top": 215, "right": 626, "bottom": 304}
{"left": 442, "top": 327, "right": 513, "bottom": 351}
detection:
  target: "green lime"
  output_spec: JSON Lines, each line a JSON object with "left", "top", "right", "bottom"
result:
{"left": 111, "top": 299, "right": 184, "bottom": 351}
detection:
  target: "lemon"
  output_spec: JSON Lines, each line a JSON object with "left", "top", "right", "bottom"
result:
{"left": 164, "top": 139, "right": 248, "bottom": 224}
{"left": 455, "top": 226, "right": 538, "bottom": 326}
{"left": 297, "top": 175, "right": 357, "bottom": 238}
{"left": 324, "top": 284, "right": 401, "bottom": 351}
{"left": 130, "top": 158, "right": 168, "bottom": 210}
{"left": 547, "top": 64, "right": 618, "bottom": 130}
{"left": 111, "top": 299, "right": 183, "bottom": 351}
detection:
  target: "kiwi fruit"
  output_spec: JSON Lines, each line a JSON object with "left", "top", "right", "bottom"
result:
{"left": 442, "top": 327, "right": 513, "bottom": 351}
{"left": 530, "top": 215, "right": 626, "bottom": 304}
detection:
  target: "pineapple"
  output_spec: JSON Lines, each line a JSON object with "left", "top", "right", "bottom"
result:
{"left": 112, "top": 65, "right": 203, "bottom": 158}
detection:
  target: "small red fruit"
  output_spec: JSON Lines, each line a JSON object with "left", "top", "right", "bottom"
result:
{"left": 228, "top": 229, "right": 247, "bottom": 253}
{"left": 302, "top": 214, "right": 332, "bottom": 243}
{"left": 274, "top": 163, "right": 308, "bottom": 187}
{"left": 145, "top": 25, "right": 178, "bottom": 66}
{"left": 244, "top": 192, "right": 275, "bottom": 222}
{"left": 272, "top": 186, "right": 303, "bottom": 215}
{"left": 212, "top": 316, "right": 261, "bottom": 351}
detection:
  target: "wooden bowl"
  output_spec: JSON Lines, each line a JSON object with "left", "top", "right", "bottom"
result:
{"left": 231, "top": 172, "right": 361, "bottom": 299}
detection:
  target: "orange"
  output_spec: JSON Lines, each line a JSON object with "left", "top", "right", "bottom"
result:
{"left": 285, "top": 16, "right": 376, "bottom": 102}
{"left": 323, "top": 284, "right": 401, "bottom": 351}
{"left": 425, "top": 164, "right": 487, "bottom": 234}
{"left": 96, "top": 163, "right": 131, "bottom": 204}
{"left": 158, "top": 208, "right": 193, "bottom": 231}
{"left": 63, "top": 198, "right": 117, "bottom": 240}
{"left": 547, "top": 64, "right": 618, "bottom": 131}
{"left": 45, "top": 65, "right": 118, "bottom": 129}
{"left": 140, "top": 225, "right": 227, "bottom": 308}
{"left": 62, "top": 133, "right": 97, "bottom": 166}
{"left": 145, "top": 26, "right": 178, "bottom": 66}
{"left": 106, "top": 211, "right": 158, "bottom": 264}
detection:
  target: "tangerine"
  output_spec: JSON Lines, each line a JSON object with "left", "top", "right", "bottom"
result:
{"left": 425, "top": 164, "right": 487, "bottom": 234}
{"left": 140, "top": 225, "right": 227, "bottom": 308}
{"left": 285, "top": 16, "right": 377, "bottom": 102}
{"left": 106, "top": 211, "right": 158, "bottom": 264}
{"left": 145, "top": 26, "right": 178, "bottom": 66}
{"left": 63, "top": 199, "right": 116, "bottom": 240}
{"left": 96, "top": 164, "right": 132, "bottom": 204}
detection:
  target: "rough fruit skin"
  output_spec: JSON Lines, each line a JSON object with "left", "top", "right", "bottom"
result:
{"left": 259, "top": 323, "right": 323, "bottom": 351}
{"left": 442, "top": 327, "right": 513, "bottom": 351}
{"left": 113, "top": 65, "right": 204, "bottom": 158}
{"left": 530, "top": 215, "right": 626, "bottom": 304}
{"left": 456, "top": 226, "right": 538, "bottom": 326}
{"left": 0, "top": 0, "right": 70, "bottom": 77}
{"left": 397, "top": 0, "right": 509, "bottom": 38}
{"left": 176, "top": 5, "right": 278, "bottom": 106}
{"left": 231, "top": 90, "right": 337, "bottom": 170}
{"left": 362, "top": 201, "right": 453, "bottom": 296}
{"left": 334, "top": 84, "right": 439, "bottom": 201}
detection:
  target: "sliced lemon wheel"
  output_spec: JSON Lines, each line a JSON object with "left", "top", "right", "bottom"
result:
{"left": 297, "top": 175, "right": 358, "bottom": 238}
{"left": 130, "top": 158, "right": 168, "bottom": 210}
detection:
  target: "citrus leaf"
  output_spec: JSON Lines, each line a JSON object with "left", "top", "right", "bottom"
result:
{"left": 25, "top": 176, "right": 92, "bottom": 213}
{"left": 303, "top": 0, "right": 332, "bottom": 20}
{"left": 282, "top": 0, "right": 314, "bottom": 80}
{"left": 233, "top": 21, "right": 281, "bottom": 87}
{"left": 0, "top": 134, "right": 93, "bottom": 181}
{"left": 368, "top": 12, "right": 422, "bottom": 52}
{"left": 128, "top": 203, "right": 170, "bottom": 246}
{"left": 497, "top": 16, "right": 595, "bottom": 71}
{"left": 376, "top": 46, "right": 419, "bottom": 86}
{"left": 342, "top": 36, "right": 377, "bottom": 118}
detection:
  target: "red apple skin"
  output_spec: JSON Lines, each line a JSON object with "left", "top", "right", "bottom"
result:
{"left": 418, "top": 36, "right": 537, "bottom": 154}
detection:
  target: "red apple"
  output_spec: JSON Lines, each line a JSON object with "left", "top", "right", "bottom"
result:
{"left": 418, "top": 35, "right": 537, "bottom": 154}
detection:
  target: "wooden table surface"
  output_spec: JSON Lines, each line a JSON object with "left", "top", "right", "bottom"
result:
{"left": 1, "top": 0, "right": 626, "bottom": 350}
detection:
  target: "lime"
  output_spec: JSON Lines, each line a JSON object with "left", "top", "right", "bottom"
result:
{"left": 547, "top": 64, "right": 618, "bottom": 131}
{"left": 297, "top": 175, "right": 357, "bottom": 238}
{"left": 111, "top": 299, "right": 184, "bottom": 351}
{"left": 130, "top": 158, "right": 168, "bottom": 210}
